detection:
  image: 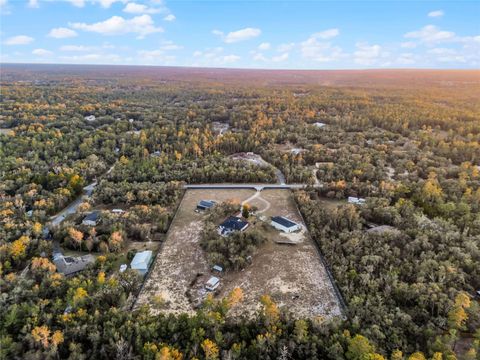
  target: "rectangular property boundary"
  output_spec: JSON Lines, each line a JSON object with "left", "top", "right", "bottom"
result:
{"left": 130, "top": 188, "right": 188, "bottom": 311}
{"left": 291, "top": 190, "right": 348, "bottom": 317}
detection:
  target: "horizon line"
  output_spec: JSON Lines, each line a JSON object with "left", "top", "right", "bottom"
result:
{"left": 1, "top": 62, "right": 478, "bottom": 72}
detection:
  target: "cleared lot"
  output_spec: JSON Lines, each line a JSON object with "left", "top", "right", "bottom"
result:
{"left": 136, "top": 189, "right": 342, "bottom": 319}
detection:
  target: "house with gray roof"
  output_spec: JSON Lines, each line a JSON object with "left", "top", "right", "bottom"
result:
{"left": 53, "top": 254, "right": 95, "bottom": 276}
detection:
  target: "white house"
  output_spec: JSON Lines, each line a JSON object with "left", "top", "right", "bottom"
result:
{"left": 84, "top": 115, "right": 96, "bottom": 122}
{"left": 270, "top": 216, "right": 301, "bottom": 233}
{"left": 348, "top": 196, "right": 366, "bottom": 205}
{"left": 130, "top": 250, "right": 153, "bottom": 276}
{"left": 314, "top": 122, "right": 326, "bottom": 128}
{"left": 205, "top": 276, "right": 220, "bottom": 291}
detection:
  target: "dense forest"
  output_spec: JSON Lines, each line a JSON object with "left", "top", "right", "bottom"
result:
{"left": 0, "top": 65, "right": 479, "bottom": 359}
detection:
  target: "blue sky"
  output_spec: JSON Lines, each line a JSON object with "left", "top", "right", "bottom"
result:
{"left": 1, "top": 0, "right": 479, "bottom": 69}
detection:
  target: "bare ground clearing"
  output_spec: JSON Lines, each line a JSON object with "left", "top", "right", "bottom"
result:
{"left": 136, "top": 189, "right": 342, "bottom": 319}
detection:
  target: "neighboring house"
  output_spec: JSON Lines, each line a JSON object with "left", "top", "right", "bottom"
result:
{"left": 82, "top": 211, "right": 100, "bottom": 226}
{"left": 42, "top": 227, "right": 52, "bottom": 240}
{"left": 130, "top": 250, "right": 153, "bottom": 276}
{"left": 271, "top": 216, "right": 301, "bottom": 233}
{"left": 53, "top": 254, "right": 95, "bottom": 276}
{"left": 212, "top": 265, "right": 223, "bottom": 273}
{"left": 196, "top": 200, "right": 216, "bottom": 211}
{"left": 84, "top": 115, "right": 96, "bottom": 122}
{"left": 348, "top": 196, "right": 366, "bottom": 205}
{"left": 218, "top": 216, "right": 249, "bottom": 236}
{"left": 205, "top": 276, "right": 220, "bottom": 291}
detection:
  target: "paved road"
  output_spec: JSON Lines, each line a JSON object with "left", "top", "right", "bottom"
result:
{"left": 49, "top": 182, "right": 97, "bottom": 227}
{"left": 184, "top": 183, "right": 314, "bottom": 191}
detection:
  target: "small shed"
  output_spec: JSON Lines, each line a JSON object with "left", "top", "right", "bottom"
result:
{"left": 314, "top": 122, "right": 326, "bottom": 128}
{"left": 348, "top": 196, "right": 366, "bottom": 205}
{"left": 84, "top": 115, "right": 96, "bottom": 122}
{"left": 130, "top": 250, "right": 153, "bottom": 276}
{"left": 212, "top": 265, "right": 223, "bottom": 273}
{"left": 205, "top": 276, "right": 220, "bottom": 291}
{"left": 82, "top": 211, "right": 100, "bottom": 226}
{"left": 196, "top": 200, "right": 216, "bottom": 211}
{"left": 271, "top": 216, "right": 301, "bottom": 233}
{"left": 119, "top": 264, "right": 128, "bottom": 273}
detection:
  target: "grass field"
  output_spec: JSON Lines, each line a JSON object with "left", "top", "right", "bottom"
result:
{"left": 136, "top": 189, "right": 342, "bottom": 319}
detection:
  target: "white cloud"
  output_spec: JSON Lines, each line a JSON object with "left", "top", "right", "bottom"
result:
{"left": 96, "top": 0, "right": 126, "bottom": 8}
{"left": 123, "top": 2, "right": 160, "bottom": 14}
{"left": 252, "top": 52, "right": 267, "bottom": 62}
{"left": 67, "top": 0, "right": 85, "bottom": 7}
{"left": 28, "top": 0, "right": 39, "bottom": 8}
{"left": 70, "top": 15, "right": 163, "bottom": 38}
{"left": 32, "top": 48, "right": 53, "bottom": 56}
{"left": 163, "top": 14, "right": 175, "bottom": 21}
{"left": 354, "top": 42, "right": 389, "bottom": 66}
{"left": 190, "top": 47, "right": 240, "bottom": 67}
{"left": 428, "top": 10, "right": 444, "bottom": 18}
{"left": 311, "top": 28, "right": 339, "bottom": 40}
{"left": 258, "top": 42, "right": 270, "bottom": 50}
{"left": 222, "top": 54, "right": 240, "bottom": 63}
{"left": 48, "top": 27, "right": 78, "bottom": 39}
{"left": 400, "top": 41, "right": 417, "bottom": 49}
{"left": 272, "top": 52, "right": 289, "bottom": 62}
{"left": 277, "top": 42, "right": 295, "bottom": 52}
{"left": 4, "top": 35, "right": 34, "bottom": 45}
{"left": 214, "top": 27, "right": 261, "bottom": 43}
{"left": 60, "top": 53, "right": 122, "bottom": 63}
{"left": 60, "top": 45, "right": 91, "bottom": 52}
{"left": 404, "top": 25, "right": 455, "bottom": 44}
{"left": 300, "top": 33, "right": 345, "bottom": 62}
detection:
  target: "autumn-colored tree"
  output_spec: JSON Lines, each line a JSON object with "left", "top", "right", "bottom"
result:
{"left": 68, "top": 228, "right": 83, "bottom": 249}
{"left": 9, "top": 236, "right": 30, "bottom": 261}
{"left": 201, "top": 339, "right": 219, "bottom": 360}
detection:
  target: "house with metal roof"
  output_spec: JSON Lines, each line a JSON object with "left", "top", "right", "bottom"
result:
{"left": 218, "top": 216, "right": 249, "bottom": 236}
{"left": 130, "top": 250, "right": 153, "bottom": 276}
{"left": 271, "top": 216, "right": 301, "bottom": 233}
{"left": 53, "top": 254, "right": 95, "bottom": 276}
{"left": 196, "top": 200, "right": 216, "bottom": 211}
{"left": 82, "top": 211, "right": 100, "bottom": 226}
{"left": 348, "top": 196, "right": 366, "bottom": 205}
{"left": 205, "top": 276, "right": 220, "bottom": 291}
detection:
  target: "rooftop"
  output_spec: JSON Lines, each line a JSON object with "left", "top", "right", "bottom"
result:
{"left": 83, "top": 211, "right": 100, "bottom": 222}
{"left": 54, "top": 254, "right": 95, "bottom": 276}
{"left": 219, "top": 216, "right": 248, "bottom": 231}
{"left": 271, "top": 216, "right": 298, "bottom": 228}
{"left": 131, "top": 250, "right": 153, "bottom": 269}
{"left": 198, "top": 200, "right": 216, "bottom": 208}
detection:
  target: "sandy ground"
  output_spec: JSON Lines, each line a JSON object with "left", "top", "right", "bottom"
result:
{"left": 136, "top": 189, "right": 342, "bottom": 319}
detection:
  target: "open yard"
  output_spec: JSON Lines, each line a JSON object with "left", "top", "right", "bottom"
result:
{"left": 136, "top": 189, "right": 342, "bottom": 319}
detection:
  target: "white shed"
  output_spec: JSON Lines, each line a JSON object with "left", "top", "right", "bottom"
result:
{"left": 130, "top": 250, "right": 153, "bottom": 276}
{"left": 348, "top": 196, "right": 366, "bottom": 205}
{"left": 271, "top": 216, "right": 301, "bottom": 233}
